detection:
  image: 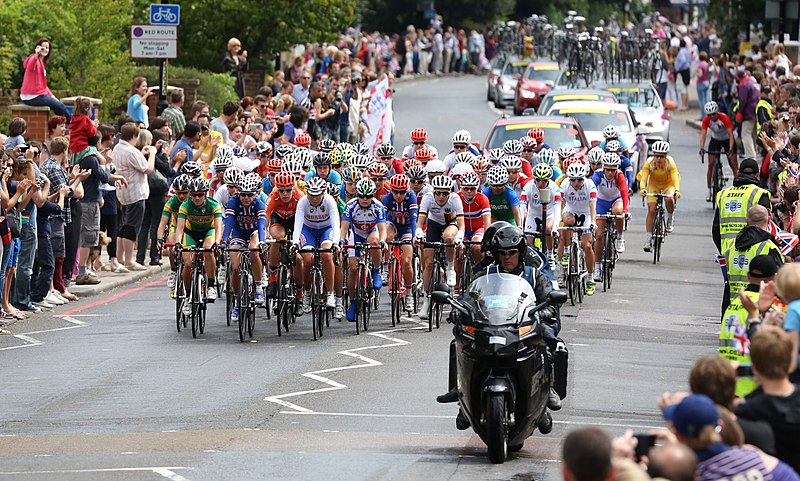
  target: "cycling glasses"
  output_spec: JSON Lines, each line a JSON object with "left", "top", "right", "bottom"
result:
{"left": 433, "top": 191, "right": 450, "bottom": 197}
{"left": 277, "top": 188, "right": 293, "bottom": 194}
{"left": 497, "top": 249, "right": 518, "bottom": 257}
{"left": 190, "top": 192, "right": 206, "bottom": 198}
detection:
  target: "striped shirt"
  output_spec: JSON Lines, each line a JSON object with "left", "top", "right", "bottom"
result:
{"left": 696, "top": 445, "right": 772, "bottom": 481}
{"left": 41, "top": 157, "right": 72, "bottom": 223}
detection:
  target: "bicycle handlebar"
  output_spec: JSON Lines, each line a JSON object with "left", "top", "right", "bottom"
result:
{"left": 420, "top": 241, "right": 456, "bottom": 248}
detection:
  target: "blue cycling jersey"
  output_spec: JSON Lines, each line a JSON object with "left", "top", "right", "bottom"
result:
{"left": 222, "top": 196, "right": 267, "bottom": 242}
{"left": 304, "top": 169, "right": 342, "bottom": 186}
{"left": 380, "top": 191, "right": 419, "bottom": 228}
{"left": 342, "top": 198, "right": 387, "bottom": 238}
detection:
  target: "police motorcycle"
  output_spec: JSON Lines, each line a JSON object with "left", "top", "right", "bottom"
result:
{"left": 432, "top": 274, "right": 568, "bottom": 463}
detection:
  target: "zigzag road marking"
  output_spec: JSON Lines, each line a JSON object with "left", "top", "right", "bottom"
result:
{"left": 0, "top": 316, "right": 86, "bottom": 352}
{"left": 265, "top": 316, "right": 428, "bottom": 412}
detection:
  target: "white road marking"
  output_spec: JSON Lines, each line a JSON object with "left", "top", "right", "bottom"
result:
{"left": 0, "top": 467, "right": 191, "bottom": 477}
{"left": 0, "top": 316, "right": 86, "bottom": 352}
{"left": 153, "top": 468, "right": 192, "bottom": 481}
{"left": 264, "top": 318, "right": 427, "bottom": 412}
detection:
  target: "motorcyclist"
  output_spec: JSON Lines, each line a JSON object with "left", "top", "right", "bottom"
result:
{"left": 473, "top": 221, "right": 558, "bottom": 288}
{"left": 437, "top": 224, "right": 564, "bottom": 418}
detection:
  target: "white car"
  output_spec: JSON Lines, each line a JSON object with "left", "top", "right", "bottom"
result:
{"left": 593, "top": 81, "right": 673, "bottom": 144}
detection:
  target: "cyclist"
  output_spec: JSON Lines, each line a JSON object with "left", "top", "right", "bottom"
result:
{"left": 282, "top": 155, "right": 307, "bottom": 193}
{"left": 598, "top": 125, "right": 629, "bottom": 153}
{"left": 415, "top": 174, "right": 465, "bottom": 318}
{"left": 174, "top": 177, "right": 224, "bottom": 313}
{"left": 209, "top": 151, "right": 231, "bottom": 194}
{"left": 450, "top": 162, "right": 475, "bottom": 190}
{"left": 376, "top": 143, "right": 405, "bottom": 177}
{"left": 261, "top": 157, "right": 283, "bottom": 194}
{"left": 264, "top": 171, "right": 304, "bottom": 315}
{"left": 535, "top": 148, "right": 563, "bottom": 181}
{"left": 638, "top": 140, "right": 680, "bottom": 251}
{"left": 503, "top": 155, "right": 530, "bottom": 196}
{"left": 223, "top": 174, "right": 268, "bottom": 321}
{"left": 407, "top": 165, "right": 431, "bottom": 199}
{"left": 157, "top": 174, "right": 192, "bottom": 291}
{"left": 591, "top": 153, "right": 630, "bottom": 276}
{"left": 700, "top": 100, "right": 739, "bottom": 202}
{"left": 472, "top": 156, "right": 490, "bottom": 189}
{"left": 443, "top": 130, "right": 481, "bottom": 171}
{"left": 329, "top": 148, "right": 345, "bottom": 178}
{"left": 318, "top": 139, "right": 337, "bottom": 154}
{"left": 424, "top": 159, "right": 448, "bottom": 184}
{"left": 293, "top": 148, "right": 314, "bottom": 175}
{"left": 368, "top": 163, "right": 390, "bottom": 199}
{"left": 340, "top": 165, "right": 361, "bottom": 203}
{"left": 295, "top": 131, "right": 312, "bottom": 150}
{"left": 304, "top": 151, "right": 342, "bottom": 186}
{"left": 558, "top": 162, "right": 598, "bottom": 296}
{"left": 528, "top": 127, "right": 550, "bottom": 152}
{"left": 520, "top": 163, "right": 562, "bottom": 268}
{"left": 503, "top": 138, "right": 533, "bottom": 177}
{"left": 214, "top": 167, "right": 242, "bottom": 213}
{"left": 456, "top": 171, "right": 491, "bottom": 280}
{"left": 483, "top": 166, "right": 523, "bottom": 227}
{"left": 292, "top": 176, "right": 340, "bottom": 312}
{"left": 519, "top": 135, "right": 538, "bottom": 173}
{"left": 486, "top": 148, "right": 504, "bottom": 167}
{"left": 587, "top": 147, "right": 604, "bottom": 176}
{"left": 327, "top": 181, "right": 347, "bottom": 318}
{"left": 604, "top": 140, "right": 634, "bottom": 190}
{"left": 414, "top": 147, "right": 435, "bottom": 171}
{"left": 382, "top": 175, "right": 419, "bottom": 309}
{"left": 402, "top": 128, "right": 439, "bottom": 160}
{"left": 342, "top": 178, "right": 388, "bottom": 321}
{"left": 254, "top": 141, "right": 274, "bottom": 178}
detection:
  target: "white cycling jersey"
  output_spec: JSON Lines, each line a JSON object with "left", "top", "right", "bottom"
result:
{"left": 402, "top": 143, "right": 439, "bottom": 160}
{"left": 419, "top": 191, "right": 464, "bottom": 225}
{"left": 559, "top": 177, "right": 597, "bottom": 217}
{"left": 292, "top": 194, "right": 341, "bottom": 244}
{"left": 520, "top": 180, "right": 562, "bottom": 230}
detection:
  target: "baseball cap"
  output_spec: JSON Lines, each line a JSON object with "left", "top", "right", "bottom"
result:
{"left": 749, "top": 254, "right": 780, "bottom": 278}
{"left": 663, "top": 394, "right": 719, "bottom": 438}
{"left": 739, "top": 158, "right": 759, "bottom": 175}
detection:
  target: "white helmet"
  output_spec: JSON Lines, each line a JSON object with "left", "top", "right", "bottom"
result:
{"left": 704, "top": 101, "right": 719, "bottom": 115}
{"left": 557, "top": 146, "right": 576, "bottom": 159}
{"left": 501, "top": 155, "right": 523, "bottom": 170}
{"left": 223, "top": 166, "right": 243, "bottom": 186}
{"left": 424, "top": 159, "right": 447, "bottom": 174}
{"left": 454, "top": 151, "right": 476, "bottom": 164}
{"left": 487, "top": 165, "right": 509, "bottom": 186}
{"left": 430, "top": 174, "right": 454, "bottom": 191}
{"left": 452, "top": 129, "right": 471, "bottom": 144}
{"left": 451, "top": 162, "right": 474, "bottom": 177}
{"left": 503, "top": 139, "right": 523, "bottom": 155}
{"left": 487, "top": 148, "right": 505, "bottom": 163}
{"left": 565, "top": 162, "right": 587, "bottom": 179}
{"left": 537, "top": 148, "right": 557, "bottom": 166}
{"left": 237, "top": 173, "right": 261, "bottom": 194}
{"left": 602, "top": 152, "right": 621, "bottom": 168}
{"left": 305, "top": 176, "right": 327, "bottom": 195}
{"left": 602, "top": 125, "right": 619, "bottom": 139}
{"left": 294, "top": 148, "right": 313, "bottom": 170}
{"left": 281, "top": 156, "right": 305, "bottom": 174}
{"left": 587, "top": 147, "right": 605, "bottom": 165}
{"left": 215, "top": 145, "right": 234, "bottom": 164}
{"left": 605, "top": 139, "right": 622, "bottom": 153}
{"left": 651, "top": 140, "right": 670, "bottom": 155}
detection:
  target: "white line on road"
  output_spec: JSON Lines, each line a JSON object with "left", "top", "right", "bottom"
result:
{"left": 0, "top": 467, "right": 190, "bottom": 476}
{"left": 153, "top": 468, "right": 192, "bottom": 481}
{"left": 264, "top": 317, "right": 427, "bottom": 412}
{"left": 0, "top": 316, "right": 86, "bottom": 352}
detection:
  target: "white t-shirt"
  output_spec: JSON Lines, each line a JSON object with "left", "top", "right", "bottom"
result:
{"left": 419, "top": 191, "right": 463, "bottom": 225}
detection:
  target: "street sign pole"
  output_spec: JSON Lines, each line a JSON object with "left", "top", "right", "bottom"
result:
{"left": 157, "top": 0, "right": 168, "bottom": 116}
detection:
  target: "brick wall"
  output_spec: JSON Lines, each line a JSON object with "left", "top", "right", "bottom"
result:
{"left": 243, "top": 66, "right": 267, "bottom": 97}
{"left": 11, "top": 105, "right": 50, "bottom": 143}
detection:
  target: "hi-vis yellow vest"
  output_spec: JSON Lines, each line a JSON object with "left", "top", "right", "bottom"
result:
{"left": 720, "top": 291, "right": 759, "bottom": 397}
{"left": 725, "top": 239, "right": 782, "bottom": 301}
{"left": 716, "top": 184, "right": 770, "bottom": 253}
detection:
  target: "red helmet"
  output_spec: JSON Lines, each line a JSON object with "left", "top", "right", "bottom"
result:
{"left": 274, "top": 171, "right": 296, "bottom": 189}
{"left": 415, "top": 147, "right": 433, "bottom": 161}
{"left": 527, "top": 128, "right": 544, "bottom": 143}
{"left": 520, "top": 136, "right": 537, "bottom": 149}
{"left": 266, "top": 158, "right": 283, "bottom": 172}
{"left": 368, "top": 162, "right": 389, "bottom": 179}
{"left": 410, "top": 128, "right": 428, "bottom": 142}
{"left": 295, "top": 132, "right": 312, "bottom": 147}
{"left": 390, "top": 174, "right": 409, "bottom": 191}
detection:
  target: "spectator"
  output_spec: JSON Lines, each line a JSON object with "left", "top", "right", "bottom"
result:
{"left": 647, "top": 443, "right": 697, "bottom": 481}
{"left": 189, "top": 101, "right": 209, "bottom": 123}
{"left": 468, "top": 30, "right": 484, "bottom": 72}
{"left": 736, "top": 326, "right": 800, "bottom": 472}
{"left": 113, "top": 123, "right": 155, "bottom": 271}
{"left": 45, "top": 116, "right": 67, "bottom": 149}
{"left": 127, "top": 77, "right": 158, "bottom": 128}
{"left": 270, "top": 71, "right": 285, "bottom": 96}
{"left": 211, "top": 100, "right": 240, "bottom": 144}
{"left": 136, "top": 130, "right": 171, "bottom": 267}
{"left": 223, "top": 37, "right": 248, "bottom": 99}
{"left": 170, "top": 121, "right": 199, "bottom": 167}
{"left": 292, "top": 70, "right": 312, "bottom": 106}
{"left": 432, "top": 28, "right": 444, "bottom": 74}
{"left": 19, "top": 38, "right": 71, "bottom": 123}
{"left": 562, "top": 427, "right": 615, "bottom": 481}
{"left": 4, "top": 118, "right": 27, "bottom": 157}
{"left": 697, "top": 52, "right": 711, "bottom": 120}
{"left": 30, "top": 166, "right": 67, "bottom": 308}
{"left": 674, "top": 40, "right": 692, "bottom": 111}
{"left": 41, "top": 136, "right": 83, "bottom": 301}
{"left": 68, "top": 97, "right": 99, "bottom": 165}
{"left": 77, "top": 127, "right": 126, "bottom": 285}
{"left": 281, "top": 106, "right": 308, "bottom": 145}
{"left": 737, "top": 67, "right": 761, "bottom": 160}
{"left": 0, "top": 163, "right": 31, "bottom": 319}
{"left": 96, "top": 124, "right": 122, "bottom": 273}
{"left": 161, "top": 90, "right": 186, "bottom": 139}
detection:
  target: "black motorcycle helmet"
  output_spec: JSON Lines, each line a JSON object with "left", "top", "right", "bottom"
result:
{"left": 490, "top": 225, "right": 526, "bottom": 272}
{"left": 481, "top": 221, "right": 513, "bottom": 253}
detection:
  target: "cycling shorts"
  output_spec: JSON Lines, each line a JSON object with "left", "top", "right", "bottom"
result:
{"left": 562, "top": 211, "right": 592, "bottom": 235}
{"left": 347, "top": 232, "right": 376, "bottom": 257}
{"left": 597, "top": 197, "right": 622, "bottom": 216}
{"left": 524, "top": 215, "right": 555, "bottom": 235}
{"left": 709, "top": 138, "right": 733, "bottom": 155}
{"left": 269, "top": 214, "right": 294, "bottom": 235}
{"left": 425, "top": 219, "right": 457, "bottom": 243}
{"left": 465, "top": 227, "right": 485, "bottom": 241}
{"left": 183, "top": 229, "right": 215, "bottom": 247}
{"left": 300, "top": 225, "right": 334, "bottom": 249}
{"left": 229, "top": 229, "right": 258, "bottom": 247}
{"left": 388, "top": 222, "right": 413, "bottom": 242}
{"left": 645, "top": 184, "right": 676, "bottom": 204}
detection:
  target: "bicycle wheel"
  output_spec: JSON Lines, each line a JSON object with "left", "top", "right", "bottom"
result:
{"left": 225, "top": 260, "right": 233, "bottom": 326}
{"left": 389, "top": 258, "right": 400, "bottom": 327}
{"left": 238, "top": 273, "right": 249, "bottom": 342}
{"left": 653, "top": 207, "right": 663, "bottom": 264}
{"left": 199, "top": 274, "right": 207, "bottom": 335}
{"left": 311, "top": 269, "right": 320, "bottom": 341}
{"left": 427, "top": 263, "right": 439, "bottom": 332}
{"left": 602, "top": 231, "right": 612, "bottom": 292}
{"left": 576, "top": 249, "right": 585, "bottom": 304}
{"left": 363, "top": 270, "right": 373, "bottom": 332}
{"left": 190, "top": 265, "right": 200, "bottom": 338}
{"left": 247, "top": 278, "right": 255, "bottom": 338}
{"left": 568, "top": 247, "right": 578, "bottom": 306}
{"left": 711, "top": 162, "right": 722, "bottom": 205}
{"left": 412, "top": 250, "right": 423, "bottom": 313}
{"left": 606, "top": 231, "right": 615, "bottom": 291}
{"left": 355, "top": 265, "right": 365, "bottom": 335}
{"left": 175, "top": 271, "right": 184, "bottom": 332}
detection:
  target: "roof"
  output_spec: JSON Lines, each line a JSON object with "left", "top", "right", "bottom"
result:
{"left": 493, "top": 115, "right": 579, "bottom": 127}
{"left": 546, "top": 100, "right": 630, "bottom": 113}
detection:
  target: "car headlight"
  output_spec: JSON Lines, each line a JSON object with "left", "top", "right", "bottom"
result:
{"left": 521, "top": 90, "right": 537, "bottom": 99}
{"left": 502, "top": 84, "right": 514, "bottom": 92}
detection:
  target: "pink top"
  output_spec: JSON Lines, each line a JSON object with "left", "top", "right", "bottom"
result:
{"left": 20, "top": 54, "right": 52, "bottom": 97}
{"left": 69, "top": 115, "right": 96, "bottom": 153}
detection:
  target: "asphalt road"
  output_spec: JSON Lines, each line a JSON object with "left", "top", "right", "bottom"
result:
{"left": 0, "top": 75, "right": 721, "bottom": 481}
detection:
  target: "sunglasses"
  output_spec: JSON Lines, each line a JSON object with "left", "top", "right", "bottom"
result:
{"left": 498, "top": 249, "right": 518, "bottom": 257}
{"left": 380, "top": 156, "right": 393, "bottom": 160}
{"left": 569, "top": 178, "right": 584, "bottom": 182}
{"left": 590, "top": 161, "right": 602, "bottom": 165}
{"left": 190, "top": 192, "right": 205, "bottom": 198}
{"left": 411, "top": 180, "right": 425, "bottom": 184}
{"left": 413, "top": 141, "right": 425, "bottom": 145}
{"left": 453, "top": 144, "right": 467, "bottom": 149}
{"left": 357, "top": 194, "right": 372, "bottom": 199}
{"left": 278, "top": 188, "right": 293, "bottom": 194}
{"left": 392, "top": 190, "right": 407, "bottom": 195}
{"left": 603, "top": 168, "right": 617, "bottom": 172}
{"left": 433, "top": 191, "right": 450, "bottom": 197}
{"left": 523, "top": 149, "right": 534, "bottom": 153}
{"left": 240, "top": 192, "right": 255, "bottom": 197}
{"left": 507, "top": 169, "right": 520, "bottom": 174}
{"left": 461, "top": 187, "right": 477, "bottom": 192}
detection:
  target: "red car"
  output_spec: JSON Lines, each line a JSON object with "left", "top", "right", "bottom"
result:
{"left": 480, "top": 115, "right": 590, "bottom": 161}
{"left": 513, "top": 62, "right": 562, "bottom": 115}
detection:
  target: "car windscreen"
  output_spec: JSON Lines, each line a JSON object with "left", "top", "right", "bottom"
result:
{"left": 604, "top": 87, "right": 660, "bottom": 108}
{"left": 488, "top": 122, "right": 584, "bottom": 150}
{"left": 524, "top": 66, "right": 561, "bottom": 81}
{"left": 503, "top": 62, "right": 527, "bottom": 76}
{"left": 549, "top": 109, "right": 632, "bottom": 133}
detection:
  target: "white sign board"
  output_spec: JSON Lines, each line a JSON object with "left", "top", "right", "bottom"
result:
{"left": 130, "top": 25, "right": 177, "bottom": 59}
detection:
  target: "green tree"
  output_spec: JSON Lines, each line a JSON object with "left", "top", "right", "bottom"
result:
{"left": 176, "top": 0, "right": 357, "bottom": 72}
{"left": 707, "top": 0, "right": 764, "bottom": 53}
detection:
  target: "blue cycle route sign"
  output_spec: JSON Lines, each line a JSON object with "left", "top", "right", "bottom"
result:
{"left": 150, "top": 4, "right": 180, "bottom": 25}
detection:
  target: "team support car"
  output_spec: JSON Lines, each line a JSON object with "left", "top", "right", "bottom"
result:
{"left": 493, "top": 57, "right": 528, "bottom": 109}
{"left": 544, "top": 100, "right": 640, "bottom": 174}
{"left": 513, "top": 61, "right": 562, "bottom": 115}
{"left": 538, "top": 89, "right": 618, "bottom": 118}
{"left": 480, "top": 115, "right": 589, "bottom": 159}
{"left": 593, "top": 81, "right": 674, "bottom": 144}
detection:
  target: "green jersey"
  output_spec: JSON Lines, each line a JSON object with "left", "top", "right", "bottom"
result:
{"left": 178, "top": 197, "right": 222, "bottom": 232}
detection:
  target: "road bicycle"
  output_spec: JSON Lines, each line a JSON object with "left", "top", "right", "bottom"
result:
{"left": 273, "top": 240, "right": 297, "bottom": 337}
{"left": 558, "top": 226, "right": 588, "bottom": 306}
{"left": 387, "top": 240, "right": 412, "bottom": 327}
{"left": 226, "top": 245, "right": 264, "bottom": 343}
{"left": 458, "top": 240, "right": 482, "bottom": 295}
{"left": 421, "top": 241, "right": 453, "bottom": 331}
{"left": 646, "top": 193, "right": 673, "bottom": 264}
{"left": 303, "top": 246, "right": 336, "bottom": 341}
{"left": 171, "top": 252, "right": 187, "bottom": 333}
{"left": 700, "top": 148, "right": 733, "bottom": 205}
{"left": 344, "top": 243, "right": 382, "bottom": 335}
{"left": 172, "top": 244, "right": 215, "bottom": 338}
{"left": 597, "top": 213, "right": 624, "bottom": 292}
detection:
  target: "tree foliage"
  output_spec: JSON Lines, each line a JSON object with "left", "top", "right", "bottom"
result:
{"left": 707, "top": 0, "right": 764, "bottom": 53}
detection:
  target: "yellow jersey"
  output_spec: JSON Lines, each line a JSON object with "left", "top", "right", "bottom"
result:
{"left": 638, "top": 155, "right": 681, "bottom": 191}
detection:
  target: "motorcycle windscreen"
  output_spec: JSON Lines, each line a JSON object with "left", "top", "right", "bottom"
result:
{"left": 463, "top": 272, "right": 536, "bottom": 326}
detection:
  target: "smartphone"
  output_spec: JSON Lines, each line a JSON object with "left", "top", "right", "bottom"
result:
{"left": 249, "top": 123, "right": 260, "bottom": 131}
{"left": 18, "top": 145, "right": 29, "bottom": 153}
{"left": 633, "top": 434, "right": 656, "bottom": 461}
